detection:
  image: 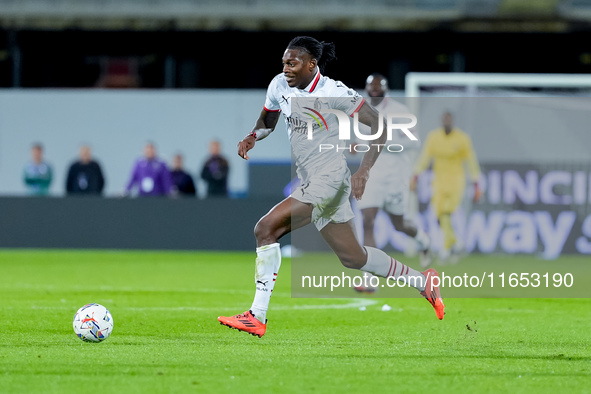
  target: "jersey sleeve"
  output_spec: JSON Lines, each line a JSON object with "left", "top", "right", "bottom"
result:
{"left": 263, "top": 75, "right": 282, "bottom": 112}
{"left": 389, "top": 100, "right": 421, "bottom": 151}
{"left": 328, "top": 81, "right": 365, "bottom": 117}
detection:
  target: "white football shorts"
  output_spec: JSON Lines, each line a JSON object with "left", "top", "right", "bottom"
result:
{"left": 291, "top": 166, "right": 355, "bottom": 231}
{"left": 356, "top": 159, "right": 410, "bottom": 216}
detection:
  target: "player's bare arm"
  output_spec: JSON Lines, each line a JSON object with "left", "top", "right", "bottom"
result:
{"left": 350, "top": 101, "right": 387, "bottom": 200}
{"left": 237, "top": 109, "right": 281, "bottom": 160}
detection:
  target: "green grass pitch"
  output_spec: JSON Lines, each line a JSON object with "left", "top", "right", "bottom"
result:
{"left": 0, "top": 249, "right": 589, "bottom": 393}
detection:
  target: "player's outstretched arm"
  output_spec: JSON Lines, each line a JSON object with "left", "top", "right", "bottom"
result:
{"left": 238, "top": 109, "right": 281, "bottom": 160}
{"left": 351, "top": 102, "right": 387, "bottom": 200}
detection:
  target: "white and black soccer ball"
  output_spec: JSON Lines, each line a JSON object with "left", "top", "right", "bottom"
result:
{"left": 73, "top": 303, "right": 114, "bottom": 342}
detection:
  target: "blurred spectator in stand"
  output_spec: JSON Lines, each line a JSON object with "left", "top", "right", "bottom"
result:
{"left": 124, "top": 142, "right": 172, "bottom": 197}
{"left": 65, "top": 145, "right": 105, "bottom": 195}
{"left": 201, "top": 140, "right": 229, "bottom": 198}
{"left": 170, "top": 153, "right": 196, "bottom": 197}
{"left": 23, "top": 143, "right": 52, "bottom": 196}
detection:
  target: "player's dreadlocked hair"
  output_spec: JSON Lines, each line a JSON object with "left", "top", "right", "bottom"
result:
{"left": 287, "top": 36, "right": 337, "bottom": 73}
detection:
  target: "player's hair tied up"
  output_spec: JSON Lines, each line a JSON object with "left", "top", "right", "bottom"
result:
{"left": 287, "top": 36, "right": 337, "bottom": 72}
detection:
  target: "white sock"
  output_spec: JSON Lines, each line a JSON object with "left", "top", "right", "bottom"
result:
{"left": 414, "top": 228, "right": 430, "bottom": 250}
{"left": 250, "top": 243, "right": 281, "bottom": 323}
{"left": 361, "top": 246, "right": 426, "bottom": 291}
{"left": 356, "top": 271, "right": 379, "bottom": 289}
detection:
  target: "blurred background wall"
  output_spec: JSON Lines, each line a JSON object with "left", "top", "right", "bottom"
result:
{"left": 1, "top": 92, "right": 590, "bottom": 197}
{"left": 0, "top": 90, "right": 291, "bottom": 196}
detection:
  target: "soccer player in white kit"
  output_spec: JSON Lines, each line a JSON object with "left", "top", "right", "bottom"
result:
{"left": 354, "top": 74, "right": 433, "bottom": 294}
{"left": 218, "top": 37, "right": 444, "bottom": 338}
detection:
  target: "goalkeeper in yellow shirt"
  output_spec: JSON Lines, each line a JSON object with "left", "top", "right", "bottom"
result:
{"left": 412, "top": 111, "right": 482, "bottom": 263}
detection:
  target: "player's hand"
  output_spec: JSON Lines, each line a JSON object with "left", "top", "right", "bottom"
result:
{"left": 238, "top": 135, "right": 255, "bottom": 160}
{"left": 410, "top": 175, "right": 418, "bottom": 191}
{"left": 351, "top": 167, "right": 370, "bottom": 200}
{"left": 473, "top": 182, "right": 482, "bottom": 203}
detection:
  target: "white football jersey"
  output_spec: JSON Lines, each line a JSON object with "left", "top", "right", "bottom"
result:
{"left": 357, "top": 97, "right": 420, "bottom": 180}
{"left": 264, "top": 72, "right": 365, "bottom": 183}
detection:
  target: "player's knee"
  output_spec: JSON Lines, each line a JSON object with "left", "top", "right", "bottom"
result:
{"left": 254, "top": 216, "right": 276, "bottom": 244}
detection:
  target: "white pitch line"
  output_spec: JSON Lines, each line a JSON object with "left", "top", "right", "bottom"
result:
{"left": 124, "top": 299, "right": 379, "bottom": 312}
{"left": 27, "top": 299, "right": 380, "bottom": 312}
{"left": 276, "top": 299, "right": 379, "bottom": 310}
{"left": 25, "top": 303, "right": 543, "bottom": 314}
{"left": 0, "top": 284, "right": 291, "bottom": 297}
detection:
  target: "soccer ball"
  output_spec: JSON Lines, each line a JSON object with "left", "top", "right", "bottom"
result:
{"left": 73, "top": 303, "right": 114, "bottom": 342}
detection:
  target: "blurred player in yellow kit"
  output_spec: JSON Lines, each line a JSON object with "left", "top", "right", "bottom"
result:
{"left": 412, "top": 111, "right": 481, "bottom": 263}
